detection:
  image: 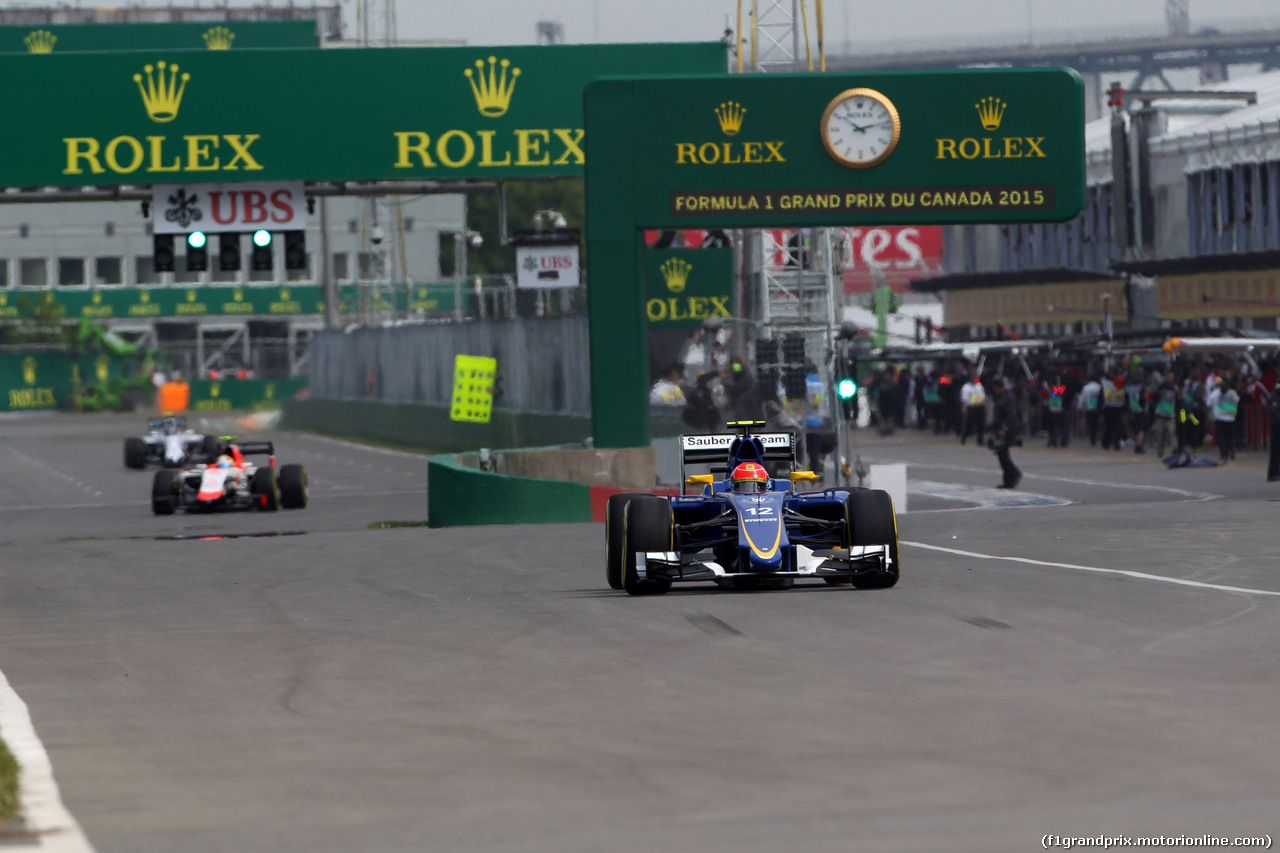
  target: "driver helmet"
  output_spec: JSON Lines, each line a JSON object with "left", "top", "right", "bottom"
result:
{"left": 215, "top": 454, "right": 234, "bottom": 469}
{"left": 161, "top": 417, "right": 178, "bottom": 435}
{"left": 731, "top": 461, "right": 769, "bottom": 493}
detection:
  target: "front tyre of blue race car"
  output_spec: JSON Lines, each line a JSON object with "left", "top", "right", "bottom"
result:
{"left": 605, "top": 492, "right": 646, "bottom": 590}
{"left": 847, "top": 489, "right": 900, "bottom": 589}
{"left": 622, "top": 496, "right": 674, "bottom": 596}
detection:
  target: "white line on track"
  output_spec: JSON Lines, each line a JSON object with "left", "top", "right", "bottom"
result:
{"left": 904, "top": 540, "right": 1280, "bottom": 597}
{"left": 866, "top": 457, "right": 1224, "bottom": 503}
{"left": 0, "top": 669, "right": 94, "bottom": 851}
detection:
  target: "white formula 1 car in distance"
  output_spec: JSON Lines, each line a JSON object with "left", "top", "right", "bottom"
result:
{"left": 151, "top": 438, "right": 307, "bottom": 515}
{"left": 124, "top": 415, "right": 218, "bottom": 469}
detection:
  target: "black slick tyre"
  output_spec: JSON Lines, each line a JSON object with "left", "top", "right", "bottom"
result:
{"left": 278, "top": 464, "right": 308, "bottom": 509}
{"left": 622, "top": 496, "right": 674, "bottom": 596}
{"left": 124, "top": 436, "right": 147, "bottom": 469}
{"left": 151, "top": 469, "right": 177, "bottom": 515}
{"left": 200, "top": 435, "right": 221, "bottom": 464}
{"left": 846, "top": 489, "right": 900, "bottom": 589}
{"left": 605, "top": 491, "right": 646, "bottom": 590}
{"left": 252, "top": 467, "right": 279, "bottom": 511}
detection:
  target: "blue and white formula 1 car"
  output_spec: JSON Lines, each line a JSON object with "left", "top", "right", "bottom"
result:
{"left": 605, "top": 422, "right": 899, "bottom": 596}
{"left": 124, "top": 415, "right": 218, "bottom": 469}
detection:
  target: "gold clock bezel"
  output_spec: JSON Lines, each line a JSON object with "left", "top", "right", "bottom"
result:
{"left": 820, "top": 87, "right": 901, "bottom": 169}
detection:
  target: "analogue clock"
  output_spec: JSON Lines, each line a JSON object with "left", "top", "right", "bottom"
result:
{"left": 820, "top": 87, "right": 901, "bottom": 169}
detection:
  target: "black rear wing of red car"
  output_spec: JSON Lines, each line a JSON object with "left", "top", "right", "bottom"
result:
{"left": 232, "top": 441, "right": 275, "bottom": 457}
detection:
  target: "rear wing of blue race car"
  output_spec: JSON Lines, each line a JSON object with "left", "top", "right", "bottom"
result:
{"left": 679, "top": 422, "right": 796, "bottom": 493}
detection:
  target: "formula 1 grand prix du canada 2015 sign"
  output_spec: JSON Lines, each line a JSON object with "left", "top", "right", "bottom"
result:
{"left": 583, "top": 66, "right": 1085, "bottom": 448}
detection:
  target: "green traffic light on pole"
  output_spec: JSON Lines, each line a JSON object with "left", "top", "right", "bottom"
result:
{"left": 252, "top": 229, "right": 272, "bottom": 247}
{"left": 187, "top": 231, "right": 207, "bottom": 249}
{"left": 837, "top": 378, "right": 857, "bottom": 399}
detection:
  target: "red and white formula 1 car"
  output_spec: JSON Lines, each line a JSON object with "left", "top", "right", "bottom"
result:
{"left": 150, "top": 438, "right": 307, "bottom": 515}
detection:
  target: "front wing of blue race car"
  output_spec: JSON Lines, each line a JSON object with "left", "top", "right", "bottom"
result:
{"left": 604, "top": 427, "right": 900, "bottom": 596}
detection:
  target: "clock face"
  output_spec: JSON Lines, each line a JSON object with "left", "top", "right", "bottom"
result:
{"left": 821, "top": 88, "right": 901, "bottom": 169}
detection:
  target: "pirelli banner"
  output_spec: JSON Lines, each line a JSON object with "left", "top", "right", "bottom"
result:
{"left": 944, "top": 279, "right": 1126, "bottom": 326}
{"left": 0, "top": 42, "right": 724, "bottom": 187}
{"left": 1157, "top": 270, "right": 1280, "bottom": 320}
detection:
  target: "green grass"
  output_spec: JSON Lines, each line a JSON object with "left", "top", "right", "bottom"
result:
{"left": 0, "top": 737, "right": 19, "bottom": 825}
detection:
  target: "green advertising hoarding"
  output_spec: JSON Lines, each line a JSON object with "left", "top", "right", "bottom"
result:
{"left": 0, "top": 283, "right": 458, "bottom": 320}
{"left": 0, "top": 42, "right": 725, "bottom": 187}
{"left": 584, "top": 68, "right": 1085, "bottom": 447}
{"left": 1, "top": 21, "right": 317, "bottom": 54}
{"left": 644, "top": 248, "right": 733, "bottom": 328}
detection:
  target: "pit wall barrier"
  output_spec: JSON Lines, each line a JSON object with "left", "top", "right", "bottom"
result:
{"left": 427, "top": 445, "right": 673, "bottom": 528}
{"left": 282, "top": 397, "right": 592, "bottom": 453}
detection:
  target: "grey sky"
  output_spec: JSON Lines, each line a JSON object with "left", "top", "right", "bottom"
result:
{"left": 383, "top": 0, "right": 1280, "bottom": 47}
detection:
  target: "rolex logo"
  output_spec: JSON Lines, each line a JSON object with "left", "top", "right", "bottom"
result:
{"left": 24, "top": 30, "right": 56, "bottom": 54}
{"left": 22, "top": 356, "right": 37, "bottom": 386}
{"left": 465, "top": 56, "right": 521, "bottom": 118}
{"left": 133, "top": 61, "right": 190, "bottom": 123}
{"left": 202, "top": 26, "right": 235, "bottom": 50}
{"left": 975, "top": 96, "right": 1007, "bottom": 131}
{"left": 660, "top": 257, "right": 692, "bottom": 294}
{"left": 715, "top": 101, "right": 746, "bottom": 136}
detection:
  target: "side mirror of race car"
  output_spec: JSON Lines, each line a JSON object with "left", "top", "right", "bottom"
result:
{"left": 685, "top": 474, "right": 714, "bottom": 486}
{"left": 790, "top": 471, "right": 820, "bottom": 482}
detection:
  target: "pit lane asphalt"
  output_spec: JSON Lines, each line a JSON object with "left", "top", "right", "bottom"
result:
{"left": 1, "top": 412, "right": 1278, "bottom": 852}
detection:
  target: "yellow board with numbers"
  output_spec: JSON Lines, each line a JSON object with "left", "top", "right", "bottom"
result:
{"left": 450, "top": 355, "right": 497, "bottom": 423}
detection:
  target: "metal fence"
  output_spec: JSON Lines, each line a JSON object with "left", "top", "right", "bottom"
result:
{"left": 309, "top": 314, "right": 591, "bottom": 415}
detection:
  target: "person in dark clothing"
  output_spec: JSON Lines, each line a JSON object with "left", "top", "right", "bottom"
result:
{"left": 1268, "top": 385, "right": 1280, "bottom": 482}
{"left": 681, "top": 372, "right": 720, "bottom": 432}
{"left": 725, "top": 357, "right": 761, "bottom": 423}
{"left": 989, "top": 375, "right": 1022, "bottom": 489}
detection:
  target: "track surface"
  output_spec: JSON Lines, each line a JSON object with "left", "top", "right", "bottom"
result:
{"left": 1, "top": 412, "right": 1279, "bottom": 852}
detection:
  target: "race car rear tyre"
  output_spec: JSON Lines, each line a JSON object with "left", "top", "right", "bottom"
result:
{"left": 151, "top": 469, "right": 177, "bottom": 515}
{"left": 605, "top": 491, "right": 646, "bottom": 590}
{"left": 847, "top": 489, "right": 900, "bottom": 589}
{"left": 124, "top": 437, "right": 147, "bottom": 469}
{"left": 622, "top": 496, "right": 673, "bottom": 596}
{"left": 252, "top": 467, "right": 279, "bottom": 512}
{"left": 201, "top": 435, "right": 221, "bottom": 464}
{"left": 278, "top": 464, "right": 308, "bottom": 509}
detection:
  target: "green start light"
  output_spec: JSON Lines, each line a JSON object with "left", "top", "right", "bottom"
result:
{"left": 252, "top": 229, "right": 272, "bottom": 248}
{"left": 186, "top": 231, "right": 207, "bottom": 249}
{"left": 837, "top": 378, "right": 857, "bottom": 399}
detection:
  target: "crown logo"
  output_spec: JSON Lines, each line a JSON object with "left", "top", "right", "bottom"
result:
{"left": 133, "top": 61, "right": 190, "bottom": 123}
{"left": 715, "top": 101, "right": 746, "bottom": 136}
{"left": 140, "top": 291, "right": 151, "bottom": 303}
{"left": 280, "top": 287, "right": 290, "bottom": 300}
{"left": 96, "top": 355, "right": 110, "bottom": 383}
{"left": 202, "top": 26, "right": 235, "bottom": 50}
{"left": 92, "top": 290, "right": 103, "bottom": 304}
{"left": 660, "top": 257, "right": 692, "bottom": 294}
{"left": 975, "top": 96, "right": 1007, "bottom": 131}
{"left": 211, "top": 382, "right": 221, "bottom": 398}
{"left": 234, "top": 287, "right": 243, "bottom": 302}
{"left": 24, "top": 30, "right": 56, "bottom": 54}
{"left": 23, "top": 356, "right": 37, "bottom": 386}
{"left": 465, "top": 56, "right": 521, "bottom": 118}
{"left": 187, "top": 289, "right": 197, "bottom": 301}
